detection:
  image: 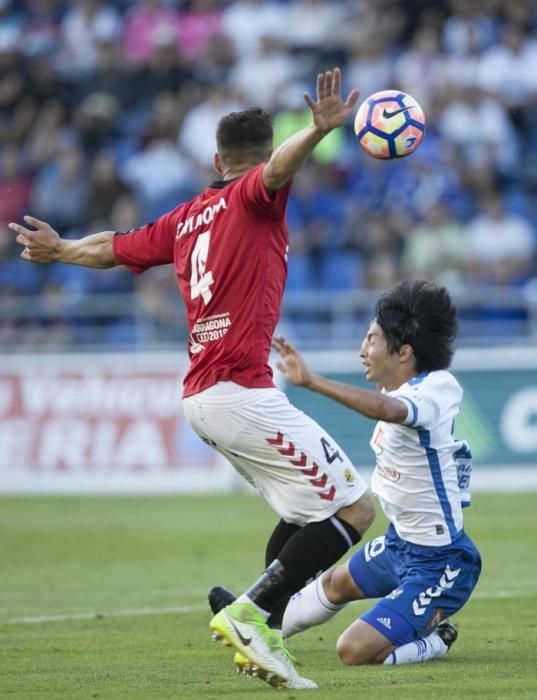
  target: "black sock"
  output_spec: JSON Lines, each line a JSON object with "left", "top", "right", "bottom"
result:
{"left": 277, "top": 516, "right": 361, "bottom": 592}
{"left": 245, "top": 517, "right": 361, "bottom": 616}
{"left": 265, "top": 519, "right": 301, "bottom": 566}
{"left": 245, "top": 560, "right": 294, "bottom": 613}
{"left": 264, "top": 520, "right": 301, "bottom": 628}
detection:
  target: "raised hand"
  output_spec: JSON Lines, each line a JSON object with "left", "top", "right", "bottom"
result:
{"left": 272, "top": 335, "right": 313, "bottom": 387}
{"left": 9, "top": 216, "right": 63, "bottom": 263}
{"left": 304, "top": 67, "right": 360, "bottom": 133}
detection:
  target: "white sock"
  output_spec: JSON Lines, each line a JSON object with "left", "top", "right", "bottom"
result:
{"left": 235, "top": 594, "right": 270, "bottom": 619}
{"left": 282, "top": 576, "right": 346, "bottom": 639}
{"left": 383, "top": 631, "right": 448, "bottom": 665}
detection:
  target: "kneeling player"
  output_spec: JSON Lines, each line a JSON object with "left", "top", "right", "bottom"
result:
{"left": 275, "top": 280, "right": 482, "bottom": 666}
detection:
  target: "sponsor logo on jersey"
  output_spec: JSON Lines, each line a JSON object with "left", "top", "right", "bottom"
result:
{"left": 377, "top": 617, "right": 392, "bottom": 629}
{"left": 376, "top": 463, "right": 400, "bottom": 482}
{"left": 177, "top": 197, "right": 227, "bottom": 237}
{"left": 372, "top": 424, "right": 385, "bottom": 453}
{"left": 189, "top": 312, "right": 231, "bottom": 353}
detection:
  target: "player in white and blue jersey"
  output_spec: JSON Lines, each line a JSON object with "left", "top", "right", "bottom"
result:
{"left": 272, "top": 280, "right": 481, "bottom": 667}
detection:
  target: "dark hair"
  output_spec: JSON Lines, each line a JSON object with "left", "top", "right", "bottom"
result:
{"left": 216, "top": 107, "right": 273, "bottom": 163}
{"left": 375, "top": 280, "right": 458, "bottom": 372}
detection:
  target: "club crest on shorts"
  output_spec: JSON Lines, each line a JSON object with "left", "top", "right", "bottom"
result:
{"left": 344, "top": 468, "right": 355, "bottom": 485}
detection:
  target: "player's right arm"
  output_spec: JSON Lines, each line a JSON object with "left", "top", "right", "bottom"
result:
{"left": 262, "top": 68, "right": 359, "bottom": 193}
{"left": 10, "top": 216, "right": 119, "bottom": 268}
{"left": 273, "top": 335, "right": 408, "bottom": 423}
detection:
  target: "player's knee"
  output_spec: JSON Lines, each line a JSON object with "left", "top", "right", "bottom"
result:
{"left": 323, "top": 565, "right": 357, "bottom": 605}
{"left": 340, "top": 491, "right": 376, "bottom": 536}
{"left": 336, "top": 633, "right": 368, "bottom": 666}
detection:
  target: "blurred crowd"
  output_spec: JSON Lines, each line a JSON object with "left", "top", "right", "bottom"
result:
{"left": 1, "top": 0, "right": 537, "bottom": 349}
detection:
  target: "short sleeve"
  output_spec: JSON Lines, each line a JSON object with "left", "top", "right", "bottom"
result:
{"left": 390, "top": 373, "right": 462, "bottom": 429}
{"left": 236, "top": 164, "right": 291, "bottom": 220}
{"left": 113, "top": 210, "right": 176, "bottom": 273}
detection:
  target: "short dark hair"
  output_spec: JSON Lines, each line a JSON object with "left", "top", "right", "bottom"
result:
{"left": 216, "top": 107, "right": 273, "bottom": 164}
{"left": 375, "top": 280, "right": 458, "bottom": 372}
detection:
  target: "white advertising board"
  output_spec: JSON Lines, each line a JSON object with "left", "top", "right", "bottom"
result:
{"left": 0, "top": 353, "right": 236, "bottom": 494}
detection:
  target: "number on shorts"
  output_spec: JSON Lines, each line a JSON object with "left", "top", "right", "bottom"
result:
{"left": 364, "top": 536, "right": 386, "bottom": 562}
{"left": 190, "top": 231, "right": 214, "bottom": 303}
{"left": 320, "top": 436, "right": 343, "bottom": 464}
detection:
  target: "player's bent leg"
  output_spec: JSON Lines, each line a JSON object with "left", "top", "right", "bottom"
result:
{"left": 336, "top": 619, "right": 394, "bottom": 666}
{"left": 281, "top": 562, "right": 366, "bottom": 639}
{"left": 335, "top": 492, "right": 376, "bottom": 543}
{"left": 282, "top": 570, "right": 344, "bottom": 639}
{"left": 323, "top": 561, "right": 366, "bottom": 605}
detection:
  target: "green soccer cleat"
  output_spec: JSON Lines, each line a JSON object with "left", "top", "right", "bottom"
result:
{"left": 210, "top": 602, "right": 317, "bottom": 690}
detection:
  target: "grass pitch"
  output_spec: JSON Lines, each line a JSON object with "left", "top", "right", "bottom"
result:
{"left": 2, "top": 493, "right": 537, "bottom": 699}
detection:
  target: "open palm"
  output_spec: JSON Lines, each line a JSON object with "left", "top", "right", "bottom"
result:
{"left": 272, "top": 336, "right": 312, "bottom": 387}
{"left": 304, "top": 68, "right": 360, "bottom": 133}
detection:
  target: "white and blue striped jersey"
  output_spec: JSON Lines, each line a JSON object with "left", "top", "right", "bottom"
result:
{"left": 369, "top": 370, "right": 471, "bottom": 547}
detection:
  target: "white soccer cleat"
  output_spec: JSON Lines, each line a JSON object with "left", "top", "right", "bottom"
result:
{"left": 210, "top": 602, "right": 318, "bottom": 689}
{"left": 233, "top": 650, "right": 318, "bottom": 689}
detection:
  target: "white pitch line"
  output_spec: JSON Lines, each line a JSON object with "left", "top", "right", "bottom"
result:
{"left": 8, "top": 604, "right": 206, "bottom": 625}
{"left": 473, "top": 589, "right": 536, "bottom": 599}
{"left": 6, "top": 589, "right": 536, "bottom": 625}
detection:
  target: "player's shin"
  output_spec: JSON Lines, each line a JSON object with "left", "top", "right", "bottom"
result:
{"left": 237, "top": 516, "right": 360, "bottom": 619}
{"left": 282, "top": 575, "right": 346, "bottom": 638}
{"left": 264, "top": 519, "right": 301, "bottom": 628}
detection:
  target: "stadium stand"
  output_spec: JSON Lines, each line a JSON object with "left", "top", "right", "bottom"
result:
{"left": 1, "top": 0, "right": 536, "bottom": 350}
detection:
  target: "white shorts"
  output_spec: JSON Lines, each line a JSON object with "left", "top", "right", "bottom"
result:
{"left": 182, "top": 382, "right": 368, "bottom": 526}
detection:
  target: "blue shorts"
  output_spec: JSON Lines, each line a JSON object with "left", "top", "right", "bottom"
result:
{"left": 348, "top": 524, "right": 481, "bottom": 646}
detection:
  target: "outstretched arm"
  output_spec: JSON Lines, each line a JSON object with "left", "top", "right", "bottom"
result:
{"left": 262, "top": 68, "right": 359, "bottom": 192}
{"left": 9, "top": 216, "right": 119, "bottom": 268}
{"left": 272, "top": 336, "right": 408, "bottom": 423}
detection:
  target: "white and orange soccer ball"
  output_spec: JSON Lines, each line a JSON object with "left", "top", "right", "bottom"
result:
{"left": 354, "top": 90, "right": 426, "bottom": 159}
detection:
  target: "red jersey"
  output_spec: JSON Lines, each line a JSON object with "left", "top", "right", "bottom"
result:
{"left": 113, "top": 164, "right": 291, "bottom": 397}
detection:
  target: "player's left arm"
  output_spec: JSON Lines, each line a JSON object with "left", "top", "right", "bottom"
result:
{"left": 273, "top": 336, "right": 408, "bottom": 423}
{"left": 262, "top": 68, "right": 359, "bottom": 193}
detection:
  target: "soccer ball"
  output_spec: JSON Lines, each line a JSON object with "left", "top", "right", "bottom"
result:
{"left": 354, "top": 90, "right": 426, "bottom": 159}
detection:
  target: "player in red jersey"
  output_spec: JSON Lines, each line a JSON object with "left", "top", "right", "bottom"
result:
{"left": 11, "top": 68, "right": 375, "bottom": 690}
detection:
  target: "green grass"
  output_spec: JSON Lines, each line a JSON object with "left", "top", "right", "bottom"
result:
{"left": 1, "top": 493, "right": 537, "bottom": 699}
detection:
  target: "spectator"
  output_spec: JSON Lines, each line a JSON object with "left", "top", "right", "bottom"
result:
{"left": 476, "top": 23, "right": 537, "bottom": 132}
{"left": 0, "top": 142, "right": 32, "bottom": 224}
{"left": 441, "top": 0, "right": 497, "bottom": 56}
{"left": 230, "top": 37, "right": 300, "bottom": 109}
{"left": 122, "top": 0, "right": 179, "bottom": 66}
{"left": 346, "top": 35, "right": 396, "bottom": 106}
{"left": 31, "top": 142, "right": 89, "bottom": 231}
{"left": 221, "top": 0, "right": 288, "bottom": 57}
{"left": 394, "top": 28, "right": 448, "bottom": 111}
{"left": 178, "top": 84, "right": 245, "bottom": 169}
{"left": 401, "top": 201, "right": 467, "bottom": 284}
{"left": 123, "top": 95, "right": 192, "bottom": 215}
{"left": 85, "top": 150, "right": 131, "bottom": 224}
{"left": 438, "top": 84, "right": 518, "bottom": 176}
{"left": 178, "top": 0, "right": 223, "bottom": 63}
{"left": 464, "top": 191, "right": 536, "bottom": 285}
{"left": 58, "top": 0, "right": 121, "bottom": 76}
